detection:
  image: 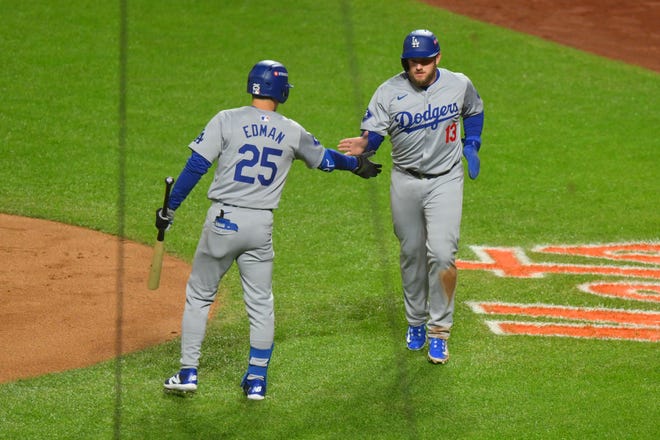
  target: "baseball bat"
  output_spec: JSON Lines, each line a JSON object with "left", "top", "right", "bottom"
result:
{"left": 148, "top": 176, "right": 175, "bottom": 290}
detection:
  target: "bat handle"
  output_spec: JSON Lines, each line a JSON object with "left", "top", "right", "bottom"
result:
{"left": 157, "top": 176, "right": 175, "bottom": 242}
{"left": 162, "top": 176, "right": 174, "bottom": 215}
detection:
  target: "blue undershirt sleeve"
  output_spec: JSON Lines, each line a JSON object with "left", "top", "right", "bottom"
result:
{"left": 318, "top": 149, "right": 358, "bottom": 172}
{"left": 463, "top": 111, "right": 484, "bottom": 146}
{"left": 168, "top": 151, "right": 212, "bottom": 210}
{"left": 365, "top": 131, "right": 384, "bottom": 152}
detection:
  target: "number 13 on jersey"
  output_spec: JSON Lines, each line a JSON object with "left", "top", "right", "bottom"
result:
{"left": 445, "top": 122, "right": 458, "bottom": 143}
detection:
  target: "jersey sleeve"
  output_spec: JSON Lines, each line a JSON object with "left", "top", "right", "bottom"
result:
{"left": 292, "top": 125, "right": 325, "bottom": 169}
{"left": 188, "top": 111, "right": 226, "bottom": 163}
{"left": 360, "top": 84, "right": 392, "bottom": 136}
{"left": 460, "top": 75, "right": 484, "bottom": 118}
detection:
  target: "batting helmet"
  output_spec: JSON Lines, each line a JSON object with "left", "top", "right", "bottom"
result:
{"left": 247, "top": 60, "right": 292, "bottom": 104}
{"left": 400, "top": 29, "right": 440, "bottom": 70}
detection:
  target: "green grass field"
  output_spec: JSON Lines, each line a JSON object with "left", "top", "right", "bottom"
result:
{"left": 1, "top": 0, "right": 658, "bottom": 438}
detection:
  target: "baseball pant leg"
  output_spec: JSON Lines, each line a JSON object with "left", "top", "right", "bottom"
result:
{"left": 224, "top": 206, "right": 275, "bottom": 350}
{"left": 390, "top": 168, "right": 429, "bottom": 325}
{"left": 424, "top": 167, "right": 463, "bottom": 337}
{"left": 180, "top": 205, "right": 243, "bottom": 368}
{"left": 237, "top": 244, "right": 275, "bottom": 350}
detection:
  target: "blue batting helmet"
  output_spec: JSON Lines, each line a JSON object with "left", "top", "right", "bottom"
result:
{"left": 247, "top": 60, "right": 292, "bottom": 104}
{"left": 400, "top": 29, "right": 440, "bottom": 69}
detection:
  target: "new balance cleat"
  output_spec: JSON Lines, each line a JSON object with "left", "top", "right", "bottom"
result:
{"left": 241, "top": 375, "right": 266, "bottom": 401}
{"left": 164, "top": 368, "right": 198, "bottom": 392}
{"left": 427, "top": 338, "right": 449, "bottom": 364}
{"left": 406, "top": 324, "right": 427, "bottom": 350}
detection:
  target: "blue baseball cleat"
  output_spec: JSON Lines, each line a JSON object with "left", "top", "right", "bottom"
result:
{"left": 406, "top": 324, "right": 427, "bottom": 350}
{"left": 164, "top": 368, "right": 198, "bottom": 392}
{"left": 427, "top": 338, "right": 449, "bottom": 364}
{"left": 241, "top": 375, "right": 267, "bottom": 400}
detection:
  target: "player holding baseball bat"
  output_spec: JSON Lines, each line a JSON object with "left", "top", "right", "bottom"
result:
{"left": 148, "top": 176, "right": 175, "bottom": 290}
{"left": 157, "top": 60, "right": 381, "bottom": 400}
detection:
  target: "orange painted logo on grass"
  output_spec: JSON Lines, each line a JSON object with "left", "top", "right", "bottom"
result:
{"left": 467, "top": 301, "right": 660, "bottom": 342}
{"left": 467, "top": 301, "right": 660, "bottom": 326}
{"left": 534, "top": 243, "right": 660, "bottom": 265}
{"left": 457, "top": 245, "right": 660, "bottom": 279}
{"left": 486, "top": 321, "right": 659, "bottom": 343}
{"left": 459, "top": 242, "right": 660, "bottom": 342}
{"left": 578, "top": 281, "right": 660, "bottom": 303}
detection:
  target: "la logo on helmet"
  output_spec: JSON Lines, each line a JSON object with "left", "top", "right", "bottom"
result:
{"left": 411, "top": 36, "right": 420, "bottom": 48}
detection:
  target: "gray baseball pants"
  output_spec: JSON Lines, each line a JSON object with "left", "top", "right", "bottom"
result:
{"left": 390, "top": 163, "right": 464, "bottom": 338}
{"left": 180, "top": 202, "right": 275, "bottom": 369}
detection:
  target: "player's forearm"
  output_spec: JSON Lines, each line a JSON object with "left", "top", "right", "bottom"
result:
{"left": 463, "top": 112, "right": 484, "bottom": 144}
{"left": 169, "top": 151, "right": 212, "bottom": 210}
{"left": 363, "top": 130, "right": 384, "bottom": 152}
{"left": 318, "top": 148, "right": 359, "bottom": 172}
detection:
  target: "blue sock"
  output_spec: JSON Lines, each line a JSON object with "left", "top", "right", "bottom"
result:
{"left": 246, "top": 345, "right": 273, "bottom": 380}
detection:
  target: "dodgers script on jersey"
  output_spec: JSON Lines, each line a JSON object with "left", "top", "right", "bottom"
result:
{"left": 361, "top": 68, "right": 483, "bottom": 174}
{"left": 190, "top": 106, "right": 325, "bottom": 210}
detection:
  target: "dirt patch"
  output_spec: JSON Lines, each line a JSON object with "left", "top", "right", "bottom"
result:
{"left": 0, "top": 214, "right": 191, "bottom": 383}
{"left": 422, "top": 0, "right": 660, "bottom": 72}
{"left": 2, "top": 0, "right": 657, "bottom": 384}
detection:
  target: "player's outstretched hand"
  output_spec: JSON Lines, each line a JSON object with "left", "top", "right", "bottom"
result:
{"left": 462, "top": 141, "right": 480, "bottom": 180}
{"left": 353, "top": 151, "right": 382, "bottom": 179}
{"left": 155, "top": 207, "right": 175, "bottom": 231}
{"left": 338, "top": 134, "right": 368, "bottom": 156}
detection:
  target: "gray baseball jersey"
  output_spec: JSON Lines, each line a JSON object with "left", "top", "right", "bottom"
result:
{"left": 361, "top": 68, "right": 483, "bottom": 174}
{"left": 190, "top": 105, "right": 325, "bottom": 210}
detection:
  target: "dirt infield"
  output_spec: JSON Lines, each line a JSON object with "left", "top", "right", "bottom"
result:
{"left": 423, "top": 0, "right": 659, "bottom": 72}
{"left": 1, "top": 0, "right": 657, "bottom": 384}
{"left": 0, "top": 214, "right": 191, "bottom": 383}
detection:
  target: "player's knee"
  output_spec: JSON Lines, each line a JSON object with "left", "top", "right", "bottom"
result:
{"left": 428, "top": 250, "right": 455, "bottom": 270}
{"left": 185, "top": 279, "right": 217, "bottom": 306}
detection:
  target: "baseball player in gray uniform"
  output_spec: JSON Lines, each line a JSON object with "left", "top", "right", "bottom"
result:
{"left": 158, "top": 60, "right": 381, "bottom": 399}
{"left": 338, "top": 29, "right": 484, "bottom": 364}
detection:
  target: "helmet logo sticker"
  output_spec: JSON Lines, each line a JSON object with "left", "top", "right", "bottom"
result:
{"left": 411, "top": 36, "right": 420, "bottom": 48}
{"left": 252, "top": 83, "right": 261, "bottom": 95}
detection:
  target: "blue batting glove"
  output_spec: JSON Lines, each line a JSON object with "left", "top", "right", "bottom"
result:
{"left": 462, "top": 141, "right": 481, "bottom": 180}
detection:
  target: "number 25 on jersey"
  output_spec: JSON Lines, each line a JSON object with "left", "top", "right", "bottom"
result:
{"left": 234, "top": 144, "right": 282, "bottom": 186}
